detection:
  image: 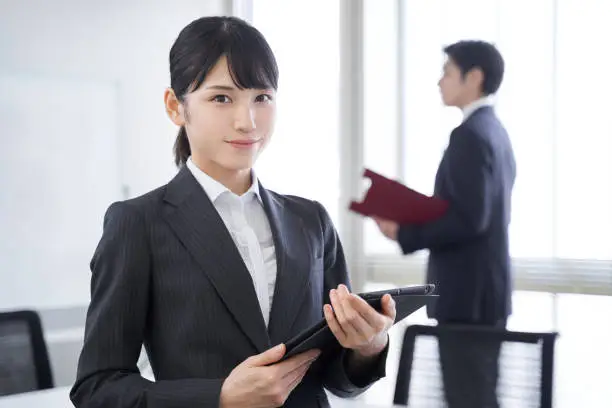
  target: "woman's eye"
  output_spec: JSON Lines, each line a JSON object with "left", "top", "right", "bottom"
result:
{"left": 212, "top": 95, "right": 231, "bottom": 103}
{"left": 256, "top": 94, "right": 273, "bottom": 103}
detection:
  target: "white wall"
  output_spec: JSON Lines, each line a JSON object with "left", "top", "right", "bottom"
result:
{"left": 0, "top": 0, "right": 227, "bottom": 311}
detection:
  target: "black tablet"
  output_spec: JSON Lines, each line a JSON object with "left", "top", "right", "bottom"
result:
{"left": 280, "top": 284, "right": 437, "bottom": 361}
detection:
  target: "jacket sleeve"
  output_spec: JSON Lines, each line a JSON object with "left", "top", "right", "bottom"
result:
{"left": 313, "top": 202, "right": 389, "bottom": 398}
{"left": 70, "top": 202, "right": 225, "bottom": 408}
{"left": 398, "top": 128, "right": 495, "bottom": 254}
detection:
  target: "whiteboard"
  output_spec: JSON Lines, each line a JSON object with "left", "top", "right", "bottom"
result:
{"left": 0, "top": 74, "right": 122, "bottom": 310}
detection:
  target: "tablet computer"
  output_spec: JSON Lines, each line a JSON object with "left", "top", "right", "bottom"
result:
{"left": 280, "top": 284, "right": 437, "bottom": 361}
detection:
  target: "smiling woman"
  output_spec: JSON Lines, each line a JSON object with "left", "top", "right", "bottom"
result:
{"left": 163, "top": 16, "right": 278, "bottom": 195}
{"left": 69, "top": 16, "right": 394, "bottom": 408}
{"left": 164, "top": 53, "right": 277, "bottom": 195}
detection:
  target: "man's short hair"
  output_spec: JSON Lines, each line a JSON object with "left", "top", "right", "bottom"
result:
{"left": 443, "top": 40, "right": 505, "bottom": 95}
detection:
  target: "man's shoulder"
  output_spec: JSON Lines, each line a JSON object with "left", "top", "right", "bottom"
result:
{"left": 461, "top": 107, "right": 505, "bottom": 137}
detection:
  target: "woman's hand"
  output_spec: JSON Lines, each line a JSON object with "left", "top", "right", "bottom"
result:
{"left": 324, "top": 284, "right": 396, "bottom": 358}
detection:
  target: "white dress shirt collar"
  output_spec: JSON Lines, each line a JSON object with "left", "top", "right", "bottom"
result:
{"left": 186, "top": 157, "right": 262, "bottom": 203}
{"left": 462, "top": 95, "right": 494, "bottom": 122}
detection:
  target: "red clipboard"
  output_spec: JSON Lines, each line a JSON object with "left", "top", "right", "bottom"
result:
{"left": 349, "top": 168, "right": 449, "bottom": 224}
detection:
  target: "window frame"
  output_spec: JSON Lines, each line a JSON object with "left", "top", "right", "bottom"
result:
{"left": 240, "top": 0, "right": 612, "bottom": 297}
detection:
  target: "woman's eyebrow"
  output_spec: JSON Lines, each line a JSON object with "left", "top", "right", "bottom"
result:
{"left": 203, "top": 84, "right": 236, "bottom": 91}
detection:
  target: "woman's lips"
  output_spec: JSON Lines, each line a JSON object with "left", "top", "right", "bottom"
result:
{"left": 226, "top": 139, "right": 261, "bottom": 148}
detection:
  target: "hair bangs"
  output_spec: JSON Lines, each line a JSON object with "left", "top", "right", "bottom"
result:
{"left": 225, "top": 33, "right": 278, "bottom": 91}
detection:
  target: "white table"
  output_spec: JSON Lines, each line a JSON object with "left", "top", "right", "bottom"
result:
{"left": 0, "top": 386, "right": 403, "bottom": 408}
{"left": 0, "top": 387, "right": 72, "bottom": 408}
{"left": 331, "top": 399, "right": 404, "bottom": 407}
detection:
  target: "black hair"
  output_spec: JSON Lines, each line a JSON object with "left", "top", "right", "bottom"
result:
{"left": 443, "top": 40, "right": 504, "bottom": 96}
{"left": 169, "top": 16, "right": 279, "bottom": 166}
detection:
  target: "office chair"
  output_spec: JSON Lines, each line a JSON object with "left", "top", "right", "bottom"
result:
{"left": 393, "top": 324, "right": 557, "bottom": 408}
{"left": 0, "top": 310, "right": 54, "bottom": 396}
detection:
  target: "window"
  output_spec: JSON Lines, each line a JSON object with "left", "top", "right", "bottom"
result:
{"left": 243, "top": 3, "right": 611, "bottom": 405}
{"left": 251, "top": 0, "right": 342, "bottom": 230}
{"left": 362, "top": 0, "right": 399, "bottom": 255}
{"left": 554, "top": 1, "right": 612, "bottom": 260}
{"left": 496, "top": 0, "right": 555, "bottom": 258}
{"left": 362, "top": 0, "right": 612, "bottom": 294}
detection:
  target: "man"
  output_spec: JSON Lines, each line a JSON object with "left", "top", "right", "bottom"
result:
{"left": 375, "top": 40, "right": 516, "bottom": 407}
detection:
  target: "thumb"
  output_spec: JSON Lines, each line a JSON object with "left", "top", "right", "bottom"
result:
{"left": 246, "top": 343, "right": 286, "bottom": 367}
{"left": 383, "top": 294, "right": 397, "bottom": 320}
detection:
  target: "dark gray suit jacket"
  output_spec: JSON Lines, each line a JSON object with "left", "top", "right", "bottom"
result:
{"left": 70, "top": 167, "right": 386, "bottom": 408}
{"left": 397, "top": 106, "right": 516, "bottom": 325}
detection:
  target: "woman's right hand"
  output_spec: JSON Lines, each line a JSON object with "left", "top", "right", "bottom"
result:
{"left": 219, "top": 344, "right": 320, "bottom": 408}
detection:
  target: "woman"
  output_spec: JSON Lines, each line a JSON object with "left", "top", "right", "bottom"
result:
{"left": 70, "top": 16, "right": 395, "bottom": 408}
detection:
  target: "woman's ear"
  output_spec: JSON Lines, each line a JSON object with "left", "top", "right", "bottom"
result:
{"left": 164, "top": 88, "right": 186, "bottom": 127}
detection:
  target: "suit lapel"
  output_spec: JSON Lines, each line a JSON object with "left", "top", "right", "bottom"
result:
{"left": 259, "top": 187, "right": 312, "bottom": 346}
{"left": 162, "top": 167, "right": 270, "bottom": 353}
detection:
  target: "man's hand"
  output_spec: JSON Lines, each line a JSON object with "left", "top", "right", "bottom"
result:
{"left": 219, "top": 344, "right": 320, "bottom": 408}
{"left": 324, "top": 284, "right": 396, "bottom": 358}
{"left": 372, "top": 216, "right": 399, "bottom": 241}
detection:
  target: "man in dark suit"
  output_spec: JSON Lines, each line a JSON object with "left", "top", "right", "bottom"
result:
{"left": 375, "top": 40, "right": 516, "bottom": 407}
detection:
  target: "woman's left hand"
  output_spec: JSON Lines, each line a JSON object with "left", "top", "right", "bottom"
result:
{"left": 324, "top": 284, "right": 396, "bottom": 358}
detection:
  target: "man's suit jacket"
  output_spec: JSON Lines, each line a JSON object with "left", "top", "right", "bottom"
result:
{"left": 70, "top": 167, "right": 386, "bottom": 408}
{"left": 397, "top": 106, "right": 516, "bottom": 325}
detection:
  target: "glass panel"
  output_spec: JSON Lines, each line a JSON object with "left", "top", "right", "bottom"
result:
{"left": 252, "top": 0, "right": 341, "bottom": 229}
{"left": 555, "top": 0, "right": 612, "bottom": 260}
{"left": 363, "top": 0, "right": 400, "bottom": 255}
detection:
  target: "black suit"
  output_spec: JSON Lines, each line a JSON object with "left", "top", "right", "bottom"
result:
{"left": 398, "top": 106, "right": 515, "bottom": 407}
{"left": 70, "top": 167, "right": 386, "bottom": 408}
{"left": 397, "top": 106, "right": 516, "bottom": 325}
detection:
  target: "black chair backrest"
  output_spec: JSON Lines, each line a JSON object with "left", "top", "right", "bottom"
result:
{"left": 394, "top": 324, "right": 557, "bottom": 408}
{"left": 0, "top": 310, "right": 53, "bottom": 396}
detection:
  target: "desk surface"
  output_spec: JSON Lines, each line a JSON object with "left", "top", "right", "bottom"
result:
{"left": 0, "top": 387, "right": 403, "bottom": 408}
{"left": 331, "top": 397, "right": 404, "bottom": 407}
{"left": 0, "top": 387, "right": 71, "bottom": 408}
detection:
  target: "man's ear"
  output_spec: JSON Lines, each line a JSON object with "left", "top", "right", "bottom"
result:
{"left": 466, "top": 68, "right": 484, "bottom": 91}
{"left": 164, "top": 88, "right": 186, "bottom": 126}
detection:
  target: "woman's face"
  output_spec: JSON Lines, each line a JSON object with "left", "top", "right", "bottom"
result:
{"left": 167, "top": 56, "right": 277, "bottom": 173}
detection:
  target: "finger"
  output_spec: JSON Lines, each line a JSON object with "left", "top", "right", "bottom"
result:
{"left": 329, "top": 288, "right": 347, "bottom": 328}
{"left": 382, "top": 293, "right": 397, "bottom": 320}
{"left": 383, "top": 223, "right": 394, "bottom": 236}
{"left": 331, "top": 287, "right": 361, "bottom": 339}
{"left": 373, "top": 218, "right": 385, "bottom": 230}
{"left": 346, "top": 293, "right": 391, "bottom": 332}
{"left": 276, "top": 348, "right": 320, "bottom": 377}
{"left": 324, "top": 303, "right": 348, "bottom": 344}
{"left": 280, "top": 356, "right": 313, "bottom": 389}
{"left": 246, "top": 343, "right": 286, "bottom": 367}
{"left": 337, "top": 286, "right": 375, "bottom": 341}
{"left": 283, "top": 363, "right": 310, "bottom": 398}
{"left": 278, "top": 355, "right": 314, "bottom": 403}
